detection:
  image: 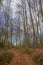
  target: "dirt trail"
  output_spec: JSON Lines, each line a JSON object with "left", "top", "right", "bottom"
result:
{"left": 23, "top": 54, "right": 37, "bottom": 65}
{"left": 8, "top": 48, "right": 38, "bottom": 65}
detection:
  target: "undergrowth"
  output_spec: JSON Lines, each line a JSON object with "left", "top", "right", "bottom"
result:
{"left": 0, "top": 52, "right": 13, "bottom": 65}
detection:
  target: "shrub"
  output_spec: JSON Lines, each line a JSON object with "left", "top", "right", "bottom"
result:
{"left": 0, "top": 52, "right": 13, "bottom": 65}
{"left": 33, "top": 54, "right": 43, "bottom": 64}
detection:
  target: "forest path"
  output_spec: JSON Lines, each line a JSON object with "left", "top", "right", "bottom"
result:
{"left": 8, "top": 48, "right": 38, "bottom": 65}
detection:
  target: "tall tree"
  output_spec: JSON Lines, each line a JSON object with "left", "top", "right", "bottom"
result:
{"left": 27, "top": 0, "right": 36, "bottom": 44}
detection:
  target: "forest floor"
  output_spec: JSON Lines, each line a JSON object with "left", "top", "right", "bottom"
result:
{"left": 0, "top": 48, "right": 43, "bottom": 65}
{"left": 7, "top": 48, "right": 43, "bottom": 65}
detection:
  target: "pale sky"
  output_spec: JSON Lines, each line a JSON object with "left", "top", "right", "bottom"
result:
{"left": 11, "top": 0, "right": 21, "bottom": 18}
{"left": 2, "top": 0, "right": 21, "bottom": 18}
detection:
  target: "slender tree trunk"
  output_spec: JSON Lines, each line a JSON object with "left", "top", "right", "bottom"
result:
{"left": 27, "top": 0, "right": 35, "bottom": 44}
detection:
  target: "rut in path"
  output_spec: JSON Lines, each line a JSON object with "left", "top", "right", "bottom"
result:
{"left": 8, "top": 48, "right": 38, "bottom": 65}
